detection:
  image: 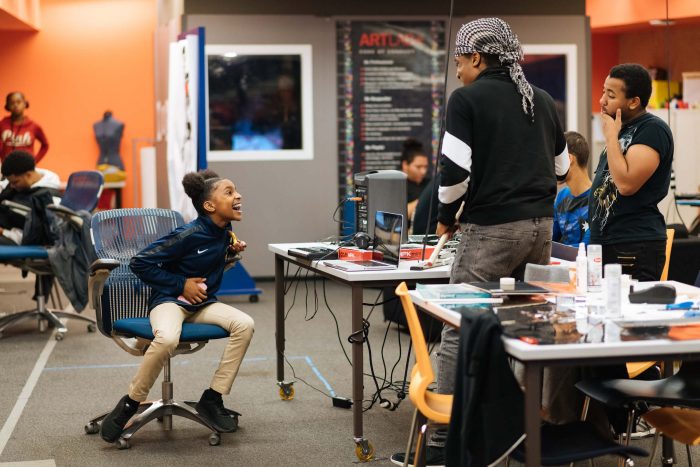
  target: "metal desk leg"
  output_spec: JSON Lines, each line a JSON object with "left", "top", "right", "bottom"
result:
{"left": 275, "top": 255, "right": 294, "bottom": 400}
{"left": 524, "top": 362, "right": 542, "bottom": 467}
{"left": 662, "top": 360, "right": 676, "bottom": 465}
{"left": 351, "top": 285, "right": 374, "bottom": 461}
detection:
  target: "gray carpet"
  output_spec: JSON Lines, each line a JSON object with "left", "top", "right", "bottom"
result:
{"left": 0, "top": 266, "right": 695, "bottom": 466}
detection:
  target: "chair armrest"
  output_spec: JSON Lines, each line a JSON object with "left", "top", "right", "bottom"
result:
{"left": 47, "top": 204, "right": 83, "bottom": 228}
{"left": 89, "top": 259, "right": 120, "bottom": 313}
{"left": 1, "top": 200, "right": 30, "bottom": 217}
{"left": 90, "top": 258, "right": 120, "bottom": 273}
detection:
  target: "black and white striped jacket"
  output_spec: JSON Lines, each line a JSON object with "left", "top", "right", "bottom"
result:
{"left": 438, "top": 67, "right": 569, "bottom": 226}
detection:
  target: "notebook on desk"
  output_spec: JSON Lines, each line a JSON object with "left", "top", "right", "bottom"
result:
{"left": 466, "top": 281, "right": 549, "bottom": 296}
{"left": 323, "top": 211, "right": 403, "bottom": 272}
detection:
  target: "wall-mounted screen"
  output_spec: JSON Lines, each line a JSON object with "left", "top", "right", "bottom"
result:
{"left": 206, "top": 44, "right": 313, "bottom": 161}
{"left": 522, "top": 44, "right": 577, "bottom": 131}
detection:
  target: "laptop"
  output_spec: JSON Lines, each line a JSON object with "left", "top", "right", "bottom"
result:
{"left": 324, "top": 211, "right": 403, "bottom": 272}
{"left": 551, "top": 241, "right": 578, "bottom": 262}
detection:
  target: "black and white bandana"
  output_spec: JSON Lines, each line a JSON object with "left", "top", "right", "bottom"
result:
{"left": 455, "top": 17, "right": 534, "bottom": 121}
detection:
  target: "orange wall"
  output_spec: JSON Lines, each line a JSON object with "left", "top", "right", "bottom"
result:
{"left": 0, "top": 0, "right": 156, "bottom": 208}
{"left": 591, "top": 33, "right": 619, "bottom": 112}
{"left": 618, "top": 24, "right": 700, "bottom": 83}
{"left": 587, "top": 0, "right": 700, "bottom": 30}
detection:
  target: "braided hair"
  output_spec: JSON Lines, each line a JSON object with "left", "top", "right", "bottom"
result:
{"left": 454, "top": 17, "right": 534, "bottom": 122}
{"left": 182, "top": 169, "right": 222, "bottom": 216}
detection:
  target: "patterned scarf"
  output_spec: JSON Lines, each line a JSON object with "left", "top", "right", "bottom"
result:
{"left": 455, "top": 17, "right": 534, "bottom": 121}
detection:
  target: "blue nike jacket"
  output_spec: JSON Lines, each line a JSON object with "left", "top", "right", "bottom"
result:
{"left": 130, "top": 215, "right": 234, "bottom": 312}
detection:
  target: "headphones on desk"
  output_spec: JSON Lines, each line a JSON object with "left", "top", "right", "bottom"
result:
{"left": 353, "top": 232, "right": 371, "bottom": 250}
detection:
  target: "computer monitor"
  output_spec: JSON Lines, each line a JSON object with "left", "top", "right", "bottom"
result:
{"left": 373, "top": 211, "right": 403, "bottom": 267}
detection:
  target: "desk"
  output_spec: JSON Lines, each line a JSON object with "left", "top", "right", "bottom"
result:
{"left": 269, "top": 242, "right": 450, "bottom": 460}
{"left": 411, "top": 281, "right": 700, "bottom": 467}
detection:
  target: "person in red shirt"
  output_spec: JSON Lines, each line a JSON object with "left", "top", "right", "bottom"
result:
{"left": 0, "top": 92, "right": 49, "bottom": 163}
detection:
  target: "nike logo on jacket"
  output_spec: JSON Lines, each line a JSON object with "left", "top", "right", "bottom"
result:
{"left": 130, "top": 215, "right": 233, "bottom": 311}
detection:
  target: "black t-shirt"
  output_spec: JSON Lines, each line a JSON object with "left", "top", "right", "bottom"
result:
{"left": 589, "top": 112, "right": 673, "bottom": 245}
{"left": 407, "top": 178, "right": 430, "bottom": 203}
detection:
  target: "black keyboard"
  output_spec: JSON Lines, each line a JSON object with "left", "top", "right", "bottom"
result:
{"left": 287, "top": 246, "right": 338, "bottom": 260}
{"left": 676, "top": 193, "right": 700, "bottom": 200}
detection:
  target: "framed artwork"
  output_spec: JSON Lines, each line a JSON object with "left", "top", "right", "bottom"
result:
{"left": 206, "top": 44, "right": 314, "bottom": 161}
{"left": 521, "top": 44, "right": 577, "bottom": 131}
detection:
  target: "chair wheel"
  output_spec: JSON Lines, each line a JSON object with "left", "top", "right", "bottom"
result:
{"left": 278, "top": 383, "right": 295, "bottom": 401}
{"left": 87, "top": 324, "right": 96, "bottom": 332}
{"left": 354, "top": 439, "right": 375, "bottom": 461}
{"left": 249, "top": 295, "right": 259, "bottom": 303}
{"left": 84, "top": 422, "right": 100, "bottom": 434}
{"left": 55, "top": 332, "right": 65, "bottom": 341}
{"left": 116, "top": 438, "right": 130, "bottom": 449}
{"left": 209, "top": 432, "right": 221, "bottom": 446}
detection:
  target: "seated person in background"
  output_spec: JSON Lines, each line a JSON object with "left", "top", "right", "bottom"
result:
{"left": 0, "top": 150, "right": 61, "bottom": 246}
{"left": 100, "top": 169, "right": 254, "bottom": 443}
{"left": 553, "top": 131, "right": 592, "bottom": 246}
{"left": 400, "top": 138, "right": 430, "bottom": 227}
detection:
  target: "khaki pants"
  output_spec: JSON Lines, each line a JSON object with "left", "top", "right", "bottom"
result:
{"left": 128, "top": 302, "right": 254, "bottom": 402}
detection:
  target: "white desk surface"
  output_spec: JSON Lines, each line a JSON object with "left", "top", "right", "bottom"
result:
{"left": 410, "top": 281, "right": 700, "bottom": 362}
{"left": 269, "top": 242, "right": 451, "bottom": 282}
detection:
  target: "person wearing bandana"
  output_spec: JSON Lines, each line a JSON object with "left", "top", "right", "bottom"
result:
{"left": 391, "top": 17, "right": 569, "bottom": 466}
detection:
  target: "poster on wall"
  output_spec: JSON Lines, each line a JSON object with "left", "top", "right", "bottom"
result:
{"left": 206, "top": 44, "right": 314, "bottom": 162}
{"left": 167, "top": 33, "right": 201, "bottom": 221}
{"left": 521, "top": 44, "right": 578, "bottom": 131}
{"left": 337, "top": 20, "right": 445, "bottom": 198}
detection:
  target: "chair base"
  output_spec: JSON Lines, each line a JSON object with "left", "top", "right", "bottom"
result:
{"left": 85, "top": 398, "right": 233, "bottom": 448}
{"left": 0, "top": 306, "right": 96, "bottom": 340}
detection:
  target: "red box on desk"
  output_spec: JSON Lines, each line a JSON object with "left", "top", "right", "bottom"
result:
{"left": 400, "top": 246, "right": 435, "bottom": 261}
{"left": 337, "top": 247, "right": 375, "bottom": 261}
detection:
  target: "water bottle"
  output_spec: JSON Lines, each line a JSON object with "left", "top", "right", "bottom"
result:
{"left": 605, "top": 263, "right": 622, "bottom": 318}
{"left": 576, "top": 242, "right": 587, "bottom": 294}
{"left": 587, "top": 244, "right": 603, "bottom": 292}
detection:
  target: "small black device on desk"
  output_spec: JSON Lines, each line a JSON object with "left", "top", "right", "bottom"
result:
{"left": 287, "top": 246, "right": 338, "bottom": 261}
{"left": 675, "top": 193, "right": 700, "bottom": 200}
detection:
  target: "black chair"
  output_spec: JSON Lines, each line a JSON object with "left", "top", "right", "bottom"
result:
{"left": 576, "top": 360, "right": 700, "bottom": 464}
{"left": 84, "top": 208, "right": 236, "bottom": 449}
{"left": 0, "top": 171, "right": 103, "bottom": 340}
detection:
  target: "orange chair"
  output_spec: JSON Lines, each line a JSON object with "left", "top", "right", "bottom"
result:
{"left": 642, "top": 407, "right": 700, "bottom": 467}
{"left": 395, "top": 282, "right": 452, "bottom": 466}
{"left": 626, "top": 228, "right": 675, "bottom": 378}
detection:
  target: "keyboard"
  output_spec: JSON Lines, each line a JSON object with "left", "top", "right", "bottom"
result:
{"left": 675, "top": 193, "right": 700, "bottom": 200}
{"left": 287, "top": 246, "right": 338, "bottom": 260}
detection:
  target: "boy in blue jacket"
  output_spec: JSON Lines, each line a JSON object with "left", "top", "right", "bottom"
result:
{"left": 100, "top": 169, "right": 254, "bottom": 443}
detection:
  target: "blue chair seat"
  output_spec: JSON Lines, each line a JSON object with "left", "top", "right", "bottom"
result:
{"left": 113, "top": 317, "right": 229, "bottom": 342}
{"left": 0, "top": 245, "right": 49, "bottom": 260}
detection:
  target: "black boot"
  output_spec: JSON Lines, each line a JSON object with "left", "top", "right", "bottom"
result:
{"left": 100, "top": 395, "right": 139, "bottom": 443}
{"left": 195, "top": 388, "right": 238, "bottom": 433}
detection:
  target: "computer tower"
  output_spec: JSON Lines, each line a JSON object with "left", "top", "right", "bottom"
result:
{"left": 353, "top": 170, "right": 407, "bottom": 243}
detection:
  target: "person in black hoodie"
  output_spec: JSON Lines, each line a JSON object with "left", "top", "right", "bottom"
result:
{"left": 392, "top": 17, "right": 569, "bottom": 466}
{"left": 100, "top": 169, "right": 254, "bottom": 443}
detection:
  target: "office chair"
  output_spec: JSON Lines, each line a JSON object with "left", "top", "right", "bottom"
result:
{"left": 85, "top": 208, "right": 234, "bottom": 449}
{"left": 0, "top": 171, "right": 103, "bottom": 340}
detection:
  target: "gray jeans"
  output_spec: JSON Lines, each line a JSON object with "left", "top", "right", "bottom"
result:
{"left": 429, "top": 217, "right": 553, "bottom": 447}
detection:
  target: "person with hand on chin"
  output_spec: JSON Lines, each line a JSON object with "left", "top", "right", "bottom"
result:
{"left": 100, "top": 169, "right": 254, "bottom": 444}
{"left": 592, "top": 63, "right": 673, "bottom": 281}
